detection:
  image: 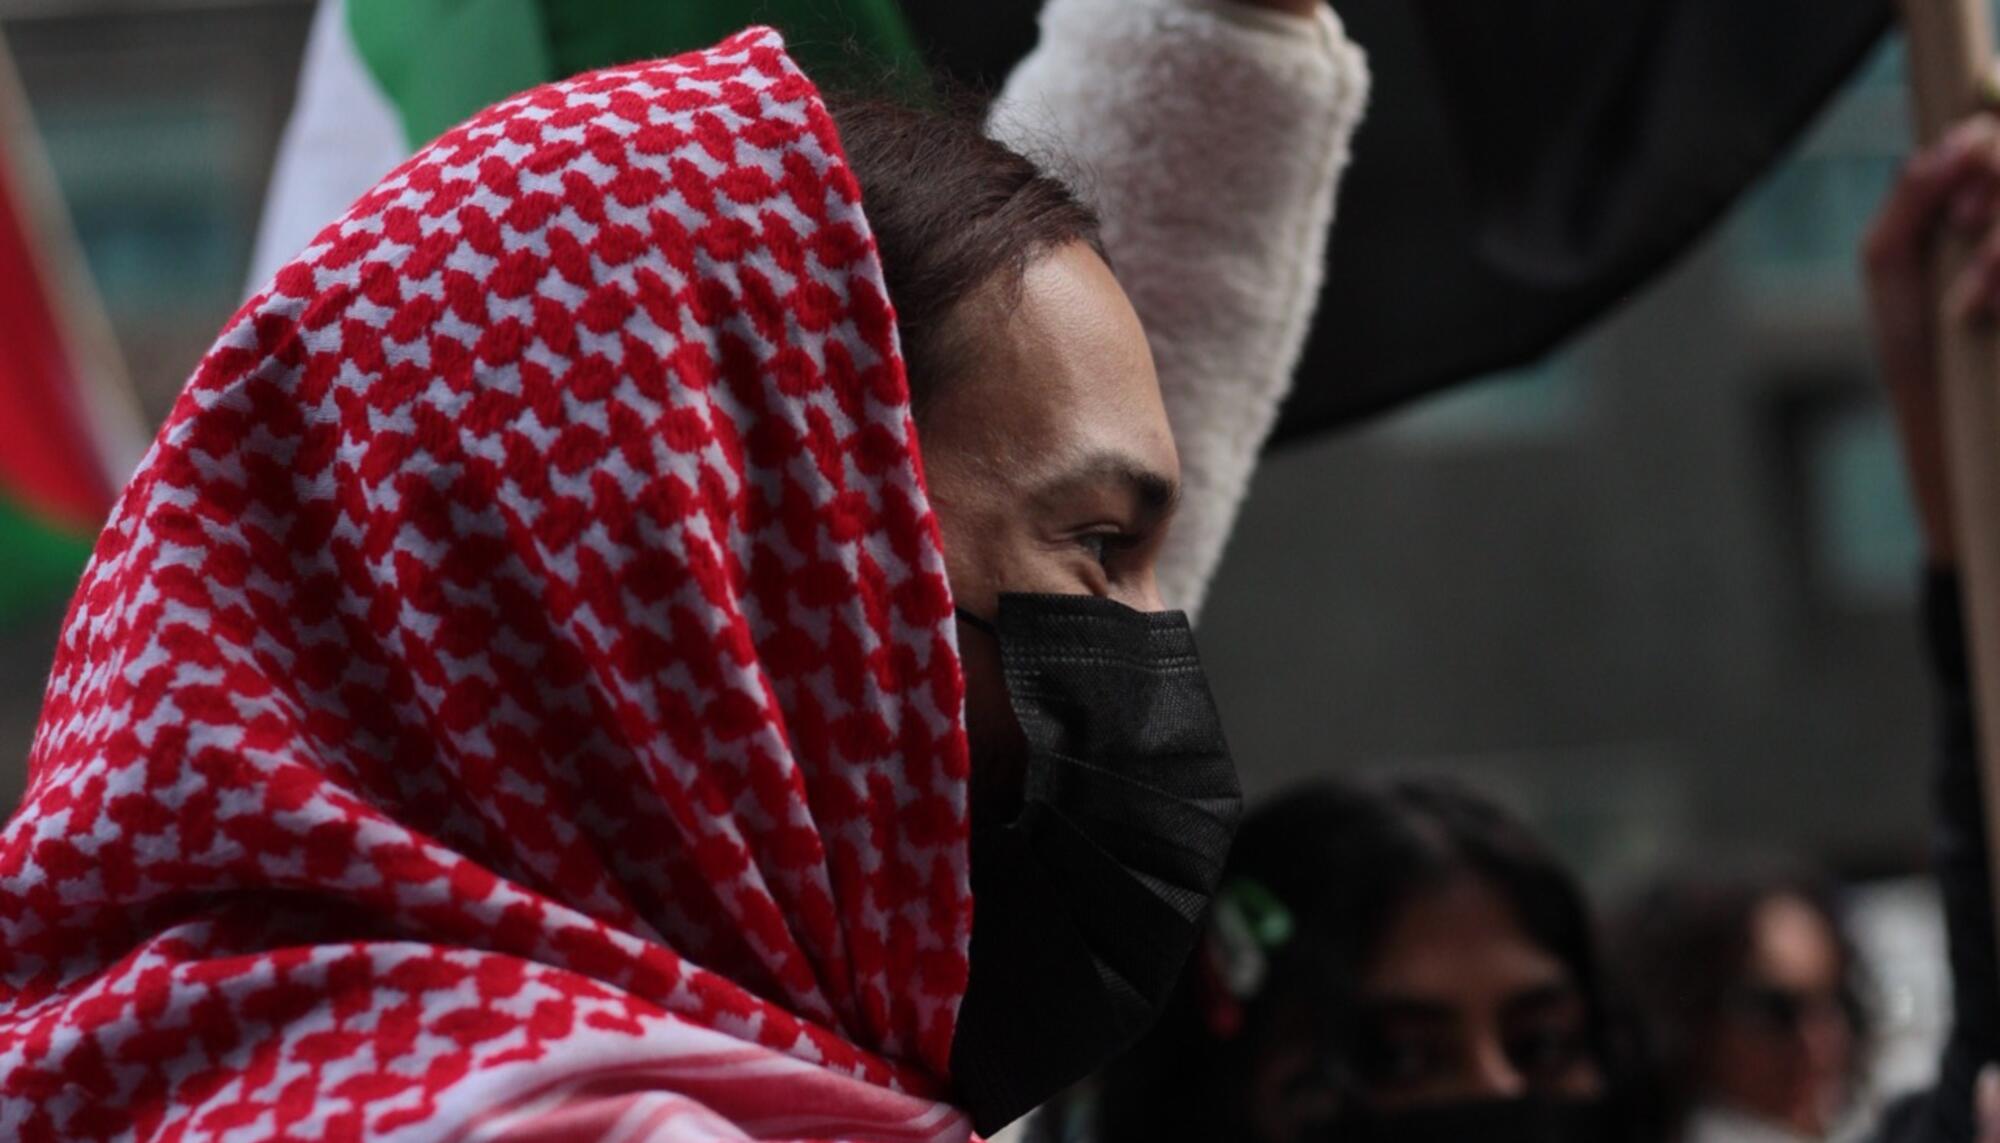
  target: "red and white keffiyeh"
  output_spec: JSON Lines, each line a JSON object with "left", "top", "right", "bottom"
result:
{"left": 0, "top": 29, "right": 974, "bottom": 1142}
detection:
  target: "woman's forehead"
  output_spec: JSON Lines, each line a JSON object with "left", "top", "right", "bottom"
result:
{"left": 919, "top": 243, "right": 1174, "bottom": 491}
{"left": 1359, "top": 878, "right": 1577, "bottom": 1002}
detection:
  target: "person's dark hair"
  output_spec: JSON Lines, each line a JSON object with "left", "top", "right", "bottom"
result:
{"left": 1604, "top": 864, "right": 1870, "bottom": 1135}
{"left": 1088, "top": 776, "right": 1627, "bottom": 1143}
{"left": 828, "top": 95, "right": 1104, "bottom": 419}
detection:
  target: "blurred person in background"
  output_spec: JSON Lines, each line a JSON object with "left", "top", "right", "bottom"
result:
{"left": 1852, "top": 109, "right": 2000, "bottom": 1143}
{"left": 1041, "top": 776, "right": 1641, "bottom": 1143}
{"left": 1603, "top": 110, "right": 2000, "bottom": 1143}
{"left": 1607, "top": 868, "right": 1869, "bottom": 1143}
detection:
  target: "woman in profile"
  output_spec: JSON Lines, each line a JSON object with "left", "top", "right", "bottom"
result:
{"left": 0, "top": 1, "right": 1367, "bottom": 1139}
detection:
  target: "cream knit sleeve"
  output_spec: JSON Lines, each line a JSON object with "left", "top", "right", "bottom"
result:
{"left": 990, "top": 0, "right": 1369, "bottom": 618}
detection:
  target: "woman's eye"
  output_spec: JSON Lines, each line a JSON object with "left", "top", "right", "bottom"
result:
{"left": 1077, "top": 532, "right": 1118, "bottom": 567}
{"left": 1382, "top": 1043, "right": 1443, "bottom": 1085}
{"left": 1351, "top": 1032, "right": 1452, "bottom": 1091}
{"left": 1503, "top": 1024, "right": 1590, "bottom": 1081}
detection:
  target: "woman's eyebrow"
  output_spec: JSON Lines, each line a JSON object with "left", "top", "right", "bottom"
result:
{"left": 1354, "top": 996, "right": 1457, "bottom": 1024}
{"left": 1499, "top": 982, "right": 1584, "bottom": 1019}
{"left": 1029, "top": 452, "right": 1182, "bottom": 520}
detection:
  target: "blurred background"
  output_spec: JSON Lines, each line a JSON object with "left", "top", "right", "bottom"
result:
{"left": 0, "top": 0, "right": 312, "bottom": 787}
{"left": 1208, "top": 39, "right": 1924, "bottom": 885}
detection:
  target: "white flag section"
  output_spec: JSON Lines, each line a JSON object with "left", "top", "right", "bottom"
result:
{"left": 245, "top": 0, "right": 408, "bottom": 294}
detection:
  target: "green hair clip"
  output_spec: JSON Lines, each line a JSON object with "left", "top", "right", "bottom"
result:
{"left": 1208, "top": 876, "right": 1295, "bottom": 1001}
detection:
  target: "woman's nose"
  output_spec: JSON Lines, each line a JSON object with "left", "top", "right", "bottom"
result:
{"left": 1465, "top": 1035, "right": 1530, "bottom": 1100}
{"left": 1795, "top": 1002, "right": 1853, "bottom": 1075}
{"left": 1124, "top": 572, "right": 1167, "bottom": 614}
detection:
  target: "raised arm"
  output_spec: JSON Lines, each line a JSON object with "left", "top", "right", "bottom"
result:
{"left": 989, "top": 0, "right": 1369, "bottom": 616}
{"left": 1862, "top": 116, "right": 2000, "bottom": 1143}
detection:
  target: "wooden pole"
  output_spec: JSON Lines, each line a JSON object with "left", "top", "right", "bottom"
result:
{"left": 1896, "top": 0, "right": 2000, "bottom": 965}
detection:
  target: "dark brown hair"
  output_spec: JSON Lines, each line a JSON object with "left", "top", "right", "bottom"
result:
{"left": 828, "top": 95, "right": 1104, "bottom": 419}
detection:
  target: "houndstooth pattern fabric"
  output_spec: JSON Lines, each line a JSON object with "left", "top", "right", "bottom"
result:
{"left": 0, "top": 28, "right": 973, "bottom": 1142}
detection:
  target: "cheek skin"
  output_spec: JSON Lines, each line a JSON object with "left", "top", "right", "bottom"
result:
{"left": 921, "top": 407, "right": 1097, "bottom": 828}
{"left": 910, "top": 240, "right": 1180, "bottom": 823}
{"left": 926, "top": 470, "right": 1041, "bottom": 829}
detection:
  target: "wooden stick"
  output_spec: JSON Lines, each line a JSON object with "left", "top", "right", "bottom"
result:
{"left": 1896, "top": 0, "right": 2000, "bottom": 966}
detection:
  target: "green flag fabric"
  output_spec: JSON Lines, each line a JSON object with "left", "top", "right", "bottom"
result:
{"left": 348, "top": 0, "right": 924, "bottom": 150}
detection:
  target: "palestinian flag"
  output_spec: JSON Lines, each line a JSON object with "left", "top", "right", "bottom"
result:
{"left": 259, "top": 0, "right": 1898, "bottom": 439}
{"left": 903, "top": 0, "right": 1897, "bottom": 439}
{"left": 0, "top": 30, "right": 144, "bottom": 625}
{"left": 248, "top": 0, "right": 923, "bottom": 289}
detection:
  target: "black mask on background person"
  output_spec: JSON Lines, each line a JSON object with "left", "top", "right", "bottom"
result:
{"left": 1322, "top": 1096, "right": 1622, "bottom": 1143}
{"left": 948, "top": 593, "right": 1242, "bottom": 1135}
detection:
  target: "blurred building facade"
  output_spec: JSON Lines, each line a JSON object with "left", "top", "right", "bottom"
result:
{"left": 0, "top": 3, "right": 1949, "bottom": 884}
{"left": 1204, "top": 40, "right": 1929, "bottom": 884}
{"left": 0, "top": 0, "right": 311, "bottom": 789}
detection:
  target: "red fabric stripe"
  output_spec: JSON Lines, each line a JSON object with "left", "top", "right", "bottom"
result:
{"left": 0, "top": 135, "right": 112, "bottom": 532}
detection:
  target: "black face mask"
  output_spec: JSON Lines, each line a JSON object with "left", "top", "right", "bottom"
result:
{"left": 1326, "top": 1097, "right": 1622, "bottom": 1143}
{"left": 948, "top": 593, "right": 1242, "bottom": 1135}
